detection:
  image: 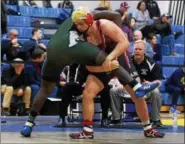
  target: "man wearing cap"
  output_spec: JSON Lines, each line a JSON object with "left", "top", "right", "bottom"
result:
{"left": 115, "top": 1, "right": 130, "bottom": 24}
{"left": 153, "top": 13, "right": 178, "bottom": 56}
{"left": 1, "top": 58, "right": 31, "bottom": 116}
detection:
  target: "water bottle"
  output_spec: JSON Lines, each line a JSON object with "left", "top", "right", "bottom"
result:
{"left": 173, "top": 112, "right": 178, "bottom": 128}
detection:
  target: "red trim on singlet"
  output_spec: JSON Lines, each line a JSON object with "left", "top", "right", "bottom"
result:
{"left": 96, "top": 20, "right": 106, "bottom": 49}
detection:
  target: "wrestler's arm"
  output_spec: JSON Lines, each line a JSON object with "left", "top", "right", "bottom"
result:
{"left": 101, "top": 20, "right": 129, "bottom": 60}
{"left": 92, "top": 10, "right": 122, "bottom": 27}
{"left": 86, "top": 59, "right": 119, "bottom": 72}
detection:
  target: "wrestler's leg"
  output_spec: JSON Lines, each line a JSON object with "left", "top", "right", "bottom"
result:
{"left": 69, "top": 74, "right": 105, "bottom": 139}
{"left": 21, "top": 58, "right": 67, "bottom": 137}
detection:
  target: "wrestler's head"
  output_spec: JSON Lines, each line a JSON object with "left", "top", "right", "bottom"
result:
{"left": 72, "top": 6, "right": 94, "bottom": 32}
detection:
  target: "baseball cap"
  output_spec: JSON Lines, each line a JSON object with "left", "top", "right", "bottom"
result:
{"left": 120, "top": 1, "right": 129, "bottom": 8}
{"left": 162, "top": 13, "right": 172, "bottom": 18}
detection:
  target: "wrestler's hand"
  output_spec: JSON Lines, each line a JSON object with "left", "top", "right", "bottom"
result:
{"left": 110, "top": 60, "right": 120, "bottom": 70}
{"left": 102, "top": 59, "right": 119, "bottom": 71}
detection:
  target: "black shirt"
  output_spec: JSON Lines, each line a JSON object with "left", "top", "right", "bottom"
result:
{"left": 2, "top": 65, "right": 30, "bottom": 89}
{"left": 146, "top": 0, "right": 161, "bottom": 19}
{"left": 132, "top": 56, "right": 161, "bottom": 82}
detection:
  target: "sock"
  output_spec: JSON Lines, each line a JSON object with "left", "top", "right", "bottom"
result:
{"left": 143, "top": 120, "right": 152, "bottom": 131}
{"left": 128, "top": 80, "right": 142, "bottom": 91}
{"left": 27, "top": 111, "right": 38, "bottom": 123}
{"left": 83, "top": 120, "right": 93, "bottom": 134}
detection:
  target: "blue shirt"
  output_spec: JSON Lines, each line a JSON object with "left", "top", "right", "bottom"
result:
{"left": 165, "top": 68, "right": 185, "bottom": 90}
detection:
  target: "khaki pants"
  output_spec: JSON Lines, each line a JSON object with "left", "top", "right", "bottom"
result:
{"left": 1, "top": 85, "right": 31, "bottom": 109}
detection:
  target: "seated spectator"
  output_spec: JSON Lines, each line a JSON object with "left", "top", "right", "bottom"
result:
{"left": 108, "top": 78, "right": 128, "bottom": 126}
{"left": 165, "top": 66, "right": 185, "bottom": 114}
{"left": 98, "top": 0, "right": 112, "bottom": 11}
{"left": 115, "top": 1, "right": 130, "bottom": 25}
{"left": 1, "top": 0, "right": 7, "bottom": 37}
{"left": 24, "top": 47, "right": 51, "bottom": 102}
{"left": 132, "top": 40, "right": 165, "bottom": 128}
{"left": 58, "top": 0, "right": 74, "bottom": 12}
{"left": 1, "top": 58, "right": 31, "bottom": 116}
{"left": 129, "top": 30, "right": 154, "bottom": 58}
{"left": 44, "top": 0, "right": 52, "bottom": 8}
{"left": 122, "top": 17, "right": 136, "bottom": 42}
{"left": 148, "top": 33, "right": 162, "bottom": 63}
{"left": 1, "top": 29, "right": 26, "bottom": 61}
{"left": 153, "top": 13, "right": 178, "bottom": 56}
{"left": 54, "top": 64, "right": 88, "bottom": 127}
{"left": 23, "top": 28, "right": 46, "bottom": 60}
{"left": 24, "top": 0, "right": 37, "bottom": 7}
{"left": 144, "top": 0, "right": 161, "bottom": 22}
{"left": 133, "top": 1, "right": 150, "bottom": 30}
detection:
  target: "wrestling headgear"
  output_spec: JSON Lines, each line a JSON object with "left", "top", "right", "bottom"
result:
{"left": 72, "top": 6, "right": 94, "bottom": 25}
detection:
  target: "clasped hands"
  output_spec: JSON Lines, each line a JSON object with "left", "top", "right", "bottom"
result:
{"left": 102, "top": 56, "right": 120, "bottom": 72}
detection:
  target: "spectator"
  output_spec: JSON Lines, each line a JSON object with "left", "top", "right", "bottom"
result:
{"left": 25, "top": 47, "right": 50, "bottom": 102}
{"left": 44, "top": 0, "right": 52, "bottom": 8}
{"left": 133, "top": 1, "right": 150, "bottom": 30}
{"left": 1, "top": 58, "right": 31, "bottom": 116}
{"left": 108, "top": 78, "right": 128, "bottom": 126}
{"left": 98, "top": 0, "right": 112, "bottom": 11}
{"left": 165, "top": 66, "right": 185, "bottom": 114}
{"left": 132, "top": 40, "right": 165, "bottom": 128}
{"left": 115, "top": 1, "right": 130, "bottom": 25}
{"left": 122, "top": 17, "right": 136, "bottom": 42}
{"left": 54, "top": 64, "right": 88, "bottom": 127}
{"left": 24, "top": 0, "right": 37, "bottom": 7}
{"left": 148, "top": 33, "right": 162, "bottom": 63}
{"left": 153, "top": 13, "right": 178, "bottom": 56}
{"left": 129, "top": 30, "right": 154, "bottom": 58}
{"left": 58, "top": 0, "right": 74, "bottom": 12}
{"left": 23, "top": 28, "right": 46, "bottom": 60}
{"left": 1, "top": 29, "right": 26, "bottom": 61}
{"left": 143, "top": 0, "right": 161, "bottom": 21}
{"left": 1, "top": 0, "right": 7, "bottom": 37}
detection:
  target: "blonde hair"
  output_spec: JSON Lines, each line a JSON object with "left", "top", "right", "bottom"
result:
{"left": 72, "top": 6, "right": 90, "bottom": 24}
{"left": 134, "top": 40, "right": 146, "bottom": 50}
{"left": 99, "top": 0, "right": 112, "bottom": 10}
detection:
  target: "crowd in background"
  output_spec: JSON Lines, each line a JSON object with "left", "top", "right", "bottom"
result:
{"left": 1, "top": 0, "right": 184, "bottom": 128}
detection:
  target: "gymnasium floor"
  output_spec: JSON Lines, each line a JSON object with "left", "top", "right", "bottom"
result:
{"left": 1, "top": 114, "right": 184, "bottom": 144}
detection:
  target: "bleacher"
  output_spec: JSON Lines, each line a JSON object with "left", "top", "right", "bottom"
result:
{"left": 1, "top": 5, "right": 185, "bottom": 116}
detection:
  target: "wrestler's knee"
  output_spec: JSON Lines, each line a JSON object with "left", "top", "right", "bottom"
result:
{"left": 82, "top": 88, "right": 97, "bottom": 101}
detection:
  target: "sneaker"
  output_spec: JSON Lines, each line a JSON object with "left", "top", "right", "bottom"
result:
{"left": 54, "top": 118, "right": 66, "bottom": 128}
{"left": 109, "top": 119, "right": 123, "bottom": 127}
{"left": 20, "top": 121, "right": 35, "bottom": 137}
{"left": 169, "top": 107, "right": 181, "bottom": 114}
{"left": 144, "top": 128, "right": 165, "bottom": 138}
{"left": 152, "top": 121, "right": 167, "bottom": 129}
{"left": 135, "top": 81, "right": 160, "bottom": 98}
{"left": 101, "top": 118, "right": 110, "bottom": 128}
{"left": 69, "top": 131, "right": 94, "bottom": 139}
{"left": 3, "top": 109, "right": 10, "bottom": 116}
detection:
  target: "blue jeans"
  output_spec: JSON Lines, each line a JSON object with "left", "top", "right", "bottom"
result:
{"left": 30, "top": 84, "right": 58, "bottom": 102}
{"left": 161, "top": 34, "right": 175, "bottom": 54}
{"left": 165, "top": 85, "right": 181, "bottom": 105}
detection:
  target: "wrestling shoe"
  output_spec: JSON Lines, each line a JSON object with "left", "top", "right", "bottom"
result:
{"left": 144, "top": 128, "right": 165, "bottom": 138}
{"left": 135, "top": 81, "right": 160, "bottom": 98}
{"left": 20, "top": 121, "right": 35, "bottom": 137}
{"left": 69, "top": 131, "right": 94, "bottom": 139}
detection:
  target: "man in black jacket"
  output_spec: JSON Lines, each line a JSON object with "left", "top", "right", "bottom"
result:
{"left": 1, "top": 58, "right": 31, "bottom": 116}
{"left": 153, "top": 13, "right": 178, "bottom": 56}
{"left": 1, "top": 29, "right": 26, "bottom": 61}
